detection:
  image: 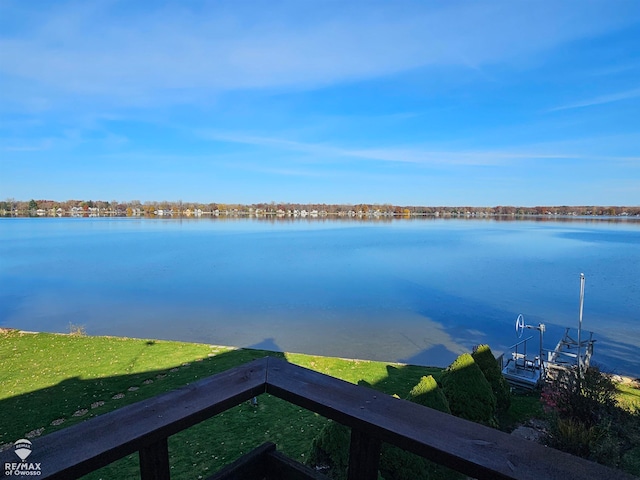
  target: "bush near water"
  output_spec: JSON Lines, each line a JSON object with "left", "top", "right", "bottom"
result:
{"left": 380, "top": 375, "right": 461, "bottom": 480}
{"left": 541, "top": 365, "right": 640, "bottom": 474}
{"left": 407, "top": 374, "right": 451, "bottom": 414}
{"left": 308, "top": 349, "right": 506, "bottom": 479}
{"left": 440, "top": 352, "right": 498, "bottom": 426}
{"left": 308, "top": 375, "right": 462, "bottom": 480}
{"left": 472, "top": 344, "right": 511, "bottom": 412}
{"left": 306, "top": 348, "right": 640, "bottom": 479}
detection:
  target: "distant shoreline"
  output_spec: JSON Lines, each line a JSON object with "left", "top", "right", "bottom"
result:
{"left": 3, "top": 211, "right": 640, "bottom": 221}
{"left": 3, "top": 199, "right": 640, "bottom": 219}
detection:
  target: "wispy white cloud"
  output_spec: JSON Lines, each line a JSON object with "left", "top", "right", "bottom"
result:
{"left": 202, "top": 130, "right": 347, "bottom": 158}
{"left": 1, "top": 1, "right": 637, "bottom": 108}
{"left": 203, "top": 130, "right": 583, "bottom": 167}
{"left": 548, "top": 88, "right": 640, "bottom": 112}
{"left": 1, "top": 1, "right": 638, "bottom": 206}
{"left": 0, "top": 126, "right": 128, "bottom": 155}
{"left": 588, "top": 61, "right": 640, "bottom": 77}
{"left": 3, "top": 145, "right": 50, "bottom": 152}
{"left": 345, "top": 147, "right": 580, "bottom": 166}
{"left": 238, "top": 165, "right": 332, "bottom": 179}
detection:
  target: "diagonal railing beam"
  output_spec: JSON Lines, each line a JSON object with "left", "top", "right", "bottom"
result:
{"left": 0, "top": 356, "right": 636, "bottom": 480}
{"left": 264, "top": 357, "right": 635, "bottom": 480}
{"left": 2, "top": 358, "right": 268, "bottom": 480}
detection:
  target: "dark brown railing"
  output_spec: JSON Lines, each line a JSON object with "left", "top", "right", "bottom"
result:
{"left": 0, "top": 357, "right": 634, "bottom": 480}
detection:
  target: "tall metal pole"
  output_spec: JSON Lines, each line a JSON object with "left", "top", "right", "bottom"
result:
{"left": 577, "top": 273, "right": 585, "bottom": 373}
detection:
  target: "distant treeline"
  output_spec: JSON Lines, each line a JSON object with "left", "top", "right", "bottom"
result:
{"left": 2, "top": 198, "right": 639, "bottom": 218}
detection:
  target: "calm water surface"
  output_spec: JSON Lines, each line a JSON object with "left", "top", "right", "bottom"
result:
{"left": 1, "top": 217, "right": 639, "bottom": 376}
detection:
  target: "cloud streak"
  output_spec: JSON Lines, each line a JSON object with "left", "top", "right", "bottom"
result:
{"left": 1, "top": 1, "right": 637, "bottom": 108}
{"left": 1, "top": 1, "right": 639, "bottom": 206}
{"left": 548, "top": 88, "right": 640, "bottom": 112}
{"left": 203, "top": 130, "right": 583, "bottom": 167}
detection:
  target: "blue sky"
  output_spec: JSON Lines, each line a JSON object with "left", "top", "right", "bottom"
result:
{"left": 1, "top": 0, "right": 639, "bottom": 206}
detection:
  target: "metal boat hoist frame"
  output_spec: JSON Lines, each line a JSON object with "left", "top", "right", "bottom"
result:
{"left": 501, "top": 274, "right": 595, "bottom": 390}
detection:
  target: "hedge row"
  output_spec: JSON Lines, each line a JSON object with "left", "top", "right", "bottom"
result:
{"left": 307, "top": 345, "right": 510, "bottom": 479}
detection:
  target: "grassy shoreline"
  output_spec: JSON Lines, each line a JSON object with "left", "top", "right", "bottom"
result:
{"left": 3, "top": 329, "right": 637, "bottom": 479}
{"left": 1, "top": 330, "right": 451, "bottom": 478}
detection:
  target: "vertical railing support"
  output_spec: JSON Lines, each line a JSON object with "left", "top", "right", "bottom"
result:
{"left": 347, "top": 428, "right": 381, "bottom": 480}
{"left": 139, "top": 437, "right": 170, "bottom": 480}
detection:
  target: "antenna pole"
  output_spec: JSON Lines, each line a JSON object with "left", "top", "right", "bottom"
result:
{"left": 578, "top": 273, "right": 585, "bottom": 373}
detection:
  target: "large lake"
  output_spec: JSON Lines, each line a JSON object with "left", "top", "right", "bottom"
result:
{"left": 1, "top": 217, "right": 639, "bottom": 376}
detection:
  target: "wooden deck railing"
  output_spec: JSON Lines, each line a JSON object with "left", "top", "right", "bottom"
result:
{"left": 0, "top": 357, "right": 635, "bottom": 480}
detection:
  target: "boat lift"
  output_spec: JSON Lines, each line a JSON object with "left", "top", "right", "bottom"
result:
{"left": 501, "top": 274, "right": 595, "bottom": 390}
{"left": 502, "top": 315, "right": 546, "bottom": 390}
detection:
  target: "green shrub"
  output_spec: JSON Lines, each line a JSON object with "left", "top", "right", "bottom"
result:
{"left": 379, "top": 443, "right": 462, "bottom": 480}
{"left": 308, "top": 382, "right": 459, "bottom": 480}
{"left": 379, "top": 445, "right": 430, "bottom": 480}
{"left": 377, "top": 375, "right": 462, "bottom": 480}
{"left": 540, "top": 365, "right": 640, "bottom": 472}
{"left": 472, "top": 344, "right": 511, "bottom": 412}
{"left": 309, "top": 355, "right": 501, "bottom": 479}
{"left": 407, "top": 375, "right": 451, "bottom": 414}
{"left": 541, "top": 366, "right": 617, "bottom": 427}
{"left": 589, "top": 422, "right": 623, "bottom": 467}
{"left": 622, "top": 446, "right": 640, "bottom": 476}
{"left": 440, "top": 353, "right": 497, "bottom": 425}
{"left": 547, "top": 417, "right": 604, "bottom": 458}
{"left": 307, "top": 420, "right": 350, "bottom": 480}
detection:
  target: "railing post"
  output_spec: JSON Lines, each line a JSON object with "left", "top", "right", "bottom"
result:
{"left": 347, "top": 428, "right": 381, "bottom": 480}
{"left": 139, "top": 437, "right": 170, "bottom": 480}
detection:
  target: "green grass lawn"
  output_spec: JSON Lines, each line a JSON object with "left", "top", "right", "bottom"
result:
{"left": 0, "top": 331, "right": 446, "bottom": 479}
{"left": 4, "top": 330, "right": 635, "bottom": 479}
{"left": 617, "top": 382, "right": 640, "bottom": 411}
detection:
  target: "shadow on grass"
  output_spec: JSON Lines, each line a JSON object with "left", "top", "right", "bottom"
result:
{"left": 0, "top": 343, "right": 286, "bottom": 447}
{"left": 399, "top": 344, "right": 459, "bottom": 368}
{"left": 0, "top": 335, "right": 299, "bottom": 479}
{"left": 0, "top": 333, "right": 447, "bottom": 480}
